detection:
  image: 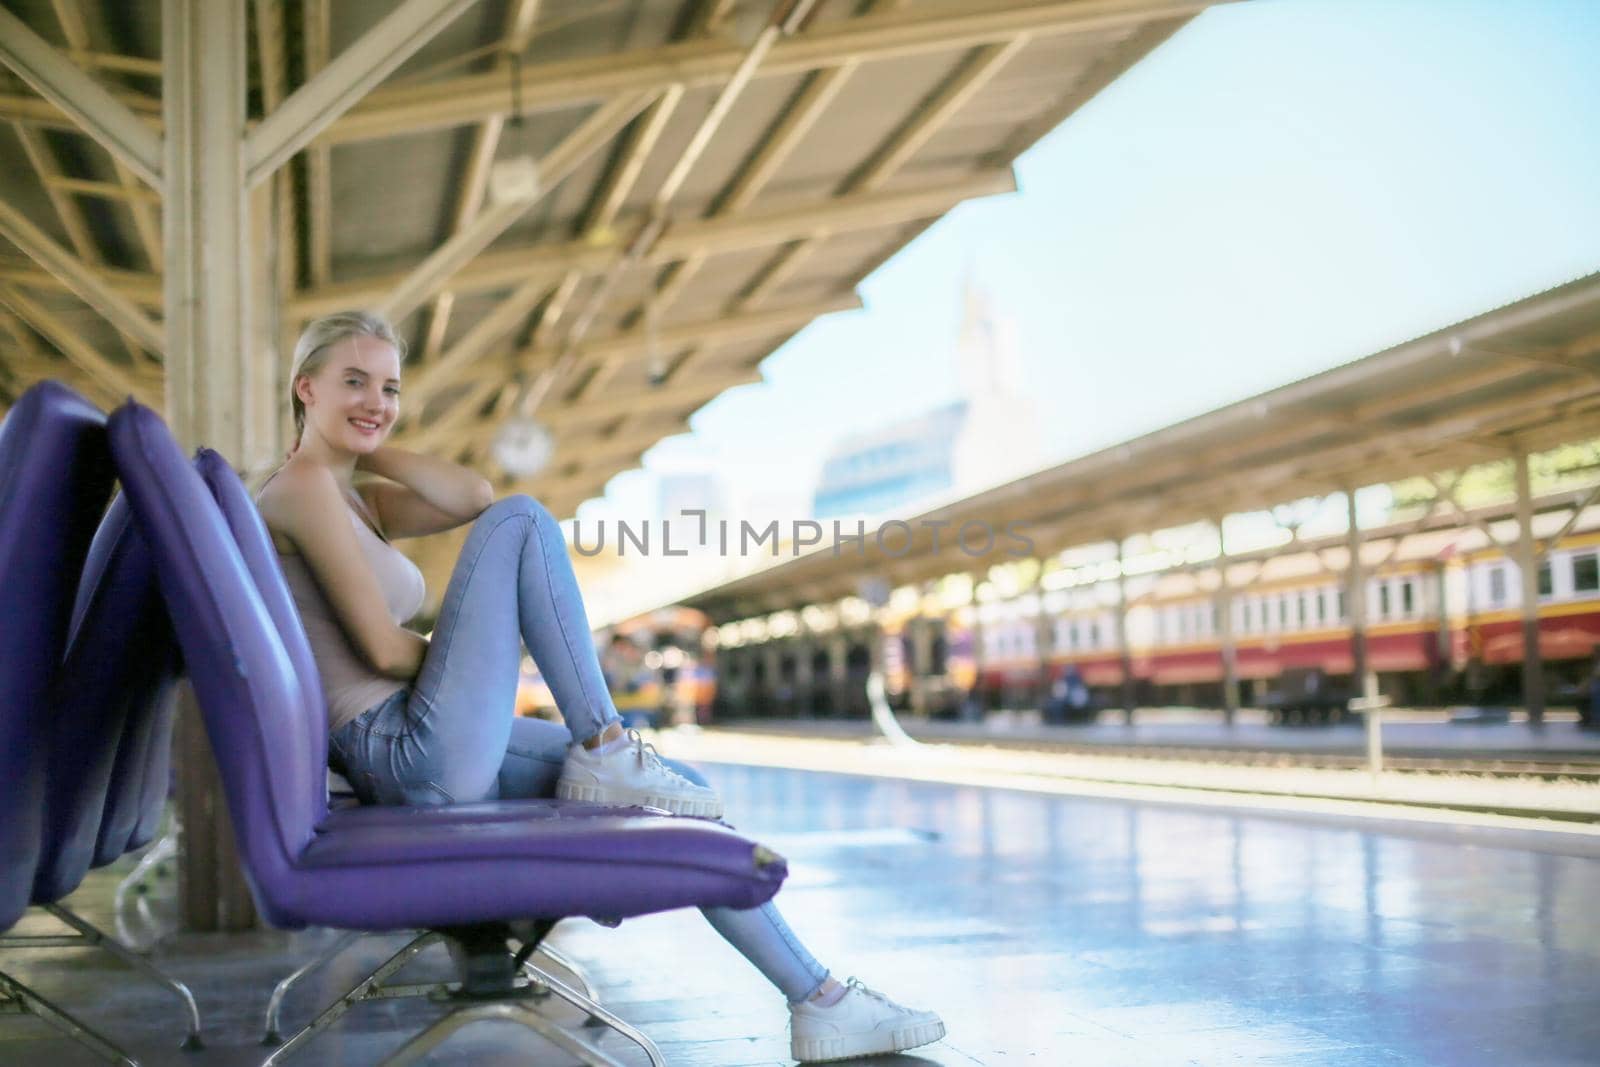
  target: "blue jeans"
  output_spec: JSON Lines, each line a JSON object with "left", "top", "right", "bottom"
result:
{"left": 329, "top": 496, "right": 828, "bottom": 1001}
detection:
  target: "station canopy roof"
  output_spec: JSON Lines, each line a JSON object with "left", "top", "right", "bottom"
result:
{"left": 0, "top": 0, "right": 1227, "bottom": 520}
{"left": 682, "top": 271, "right": 1600, "bottom": 622}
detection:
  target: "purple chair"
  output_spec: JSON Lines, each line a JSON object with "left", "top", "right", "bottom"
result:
{"left": 19, "top": 491, "right": 202, "bottom": 1055}
{"left": 0, "top": 382, "right": 189, "bottom": 1066}
{"left": 0, "top": 382, "right": 114, "bottom": 929}
{"left": 110, "top": 402, "right": 786, "bottom": 1065}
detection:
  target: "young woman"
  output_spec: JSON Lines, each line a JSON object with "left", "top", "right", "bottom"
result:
{"left": 255, "top": 310, "right": 945, "bottom": 1063}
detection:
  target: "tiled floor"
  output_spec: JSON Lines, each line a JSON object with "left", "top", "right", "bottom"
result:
{"left": 4, "top": 761, "right": 1599, "bottom": 1065}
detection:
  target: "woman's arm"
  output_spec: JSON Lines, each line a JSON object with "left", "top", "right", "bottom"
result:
{"left": 264, "top": 463, "right": 429, "bottom": 680}
{"left": 357, "top": 445, "right": 494, "bottom": 539}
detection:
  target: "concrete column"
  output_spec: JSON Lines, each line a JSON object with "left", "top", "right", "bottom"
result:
{"left": 1345, "top": 490, "right": 1370, "bottom": 707}
{"left": 792, "top": 633, "right": 814, "bottom": 716}
{"left": 825, "top": 633, "right": 851, "bottom": 716}
{"left": 1513, "top": 450, "right": 1546, "bottom": 724}
{"left": 1214, "top": 519, "right": 1239, "bottom": 724}
{"left": 1032, "top": 566, "right": 1053, "bottom": 714}
{"left": 164, "top": 0, "right": 274, "bottom": 932}
{"left": 1115, "top": 538, "right": 1135, "bottom": 724}
{"left": 970, "top": 579, "right": 987, "bottom": 717}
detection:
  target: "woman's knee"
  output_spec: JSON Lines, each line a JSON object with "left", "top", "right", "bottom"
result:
{"left": 480, "top": 493, "right": 558, "bottom": 532}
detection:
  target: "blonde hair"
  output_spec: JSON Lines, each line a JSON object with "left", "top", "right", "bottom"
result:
{"left": 289, "top": 310, "right": 406, "bottom": 439}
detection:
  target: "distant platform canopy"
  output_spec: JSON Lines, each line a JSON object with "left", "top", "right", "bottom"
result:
{"left": 0, "top": 0, "right": 1225, "bottom": 520}
{"left": 681, "top": 272, "right": 1600, "bottom": 621}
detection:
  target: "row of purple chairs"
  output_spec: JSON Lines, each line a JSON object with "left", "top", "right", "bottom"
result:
{"left": 0, "top": 381, "right": 198, "bottom": 1066}
{"left": 2, "top": 381, "right": 790, "bottom": 1065}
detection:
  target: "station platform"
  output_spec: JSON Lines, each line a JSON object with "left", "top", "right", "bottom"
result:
{"left": 714, "top": 709, "right": 1600, "bottom": 763}
{"left": 4, "top": 756, "right": 1598, "bottom": 1065}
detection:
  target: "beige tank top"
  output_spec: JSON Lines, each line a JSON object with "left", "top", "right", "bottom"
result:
{"left": 273, "top": 490, "right": 427, "bottom": 731}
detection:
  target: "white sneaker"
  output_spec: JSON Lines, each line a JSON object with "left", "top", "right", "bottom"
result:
{"left": 790, "top": 978, "right": 945, "bottom": 1063}
{"left": 555, "top": 729, "right": 722, "bottom": 818}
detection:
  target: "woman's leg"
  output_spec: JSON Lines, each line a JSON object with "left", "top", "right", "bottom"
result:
{"left": 494, "top": 736, "right": 829, "bottom": 1000}
{"left": 496, "top": 715, "right": 574, "bottom": 799}
{"left": 397, "top": 496, "right": 621, "bottom": 802}
{"left": 664, "top": 759, "right": 829, "bottom": 1002}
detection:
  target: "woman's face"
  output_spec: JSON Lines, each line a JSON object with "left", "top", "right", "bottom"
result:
{"left": 296, "top": 334, "right": 401, "bottom": 455}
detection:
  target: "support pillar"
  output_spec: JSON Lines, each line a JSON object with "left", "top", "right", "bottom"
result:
{"left": 164, "top": 0, "right": 280, "bottom": 931}
{"left": 828, "top": 632, "right": 848, "bottom": 716}
{"left": 1512, "top": 450, "right": 1546, "bottom": 725}
{"left": 969, "top": 575, "right": 987, "bottom": 719}
{"left": 1032, "top": 565, "right": 1053, "bottom": 716}
{"left": 1214, "top": 518, "right": 1239, "bottom": 725}
{"left": 1344, "top": 489, "right": 1370, "bottom": 711}
{"left": 792, "top": 633, "right": 814, "bottom": 717}
{"left": 1115, "top": 538, "right": 1135, "bottom": 725}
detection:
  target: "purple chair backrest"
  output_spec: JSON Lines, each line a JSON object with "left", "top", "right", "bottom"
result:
{"left": 0, "top": 382, "right": 114, "bottom": 928}
{"left": 193, "top": 448, "right": 331, "bottom": 830}
{"left": 33, "top": 493, "right": 180, "bottom": 902}
{"left": 108, "top": 402, "right": 323, "bottom": 899}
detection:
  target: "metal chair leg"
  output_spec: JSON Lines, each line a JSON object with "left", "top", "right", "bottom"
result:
{"left": 113, "top": 821, "right": 179, "bottom": 951}
{"left": 260, "top": 930, "right": 364, "bottom": 1045}
{"left": 381, "top": 1001, "right": 626, "bottom": 1067}
{"left": 0, "top": 968, "right": 141, "bottom": 1066}
{"left": 41, "top": 905, "right": 202, "bottom": 1050}
{"left": 529, "top": 942, "right": 599, "bottom": 1004}
{"left": 261, "top": 932, "right": 442, "bottom": 1067}
{"left": 521, "top": 960, "right": 666, "bottom": 1067}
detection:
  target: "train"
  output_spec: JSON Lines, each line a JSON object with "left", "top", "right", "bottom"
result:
{"left": 961, "top": 522, "right": 1600, "bottom": 720}
{"left": 712, "top": 506, "right": 1600, "bottom": 725}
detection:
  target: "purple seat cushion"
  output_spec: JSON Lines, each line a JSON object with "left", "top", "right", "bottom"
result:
{"left": 110, "top": 400, "right": 784, "bottom": 932}
{"left": 0, "top": 382, "right": 114, "bottom": 928}
{"left": 34, "top": 494, "right": 179, "bottom": 902}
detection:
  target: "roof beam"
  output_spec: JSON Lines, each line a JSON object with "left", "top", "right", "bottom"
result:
{"left": 13, "top": 119, "right": 147, "bottom": 366}
{"left": 372, "top": 89, "right": 654, "bottom": 324}
{"left": 296, "top": 169, "right": 1014, "bottom": 316}
{"left": 0, "top": 199, "right": 164, "bottom": 353}
{"left": 0, "top": 283, "right": 159, "bottom": 405}
{"left": 0, "top": 5, "right": 163, "bottom": 188}
{"left": 49, "top": 0, "right": 165, "bottom": 274}
{"left": 0, "top": 305, "right": 122, "bottom": 411}
{"left": 326, "top": 0, "right": 1225, "bottom": 144}
{"left": 398, "top": 376, "right": 505, "bottom": 454}
{"left": 302, "top": 0, "right": 334, "bottom": 288}
{"left": 403, "top": 276, "right": 553, "bottom": 408}
{"left": 244, "top": 0, "right": 484, "bottom": 188}
{"left": 0, "top": 258, "right": 159, "bottom": 306}
{"left": 484, "top": 292, "right": 863, "bottom": 389}
{"left": 417, "top": 0, "right": 543, "bottom": 362}
{"left": 541, "top": 365, "right": 762, "bottom": 430}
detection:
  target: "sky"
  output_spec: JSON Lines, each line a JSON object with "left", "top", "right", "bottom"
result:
{"left": 578, "top": 0, "right": 1600, "bottom": 529}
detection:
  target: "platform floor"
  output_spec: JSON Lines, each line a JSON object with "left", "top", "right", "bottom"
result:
{"left": 722, "top": 712, "right": 1600, "bottom": 760}
{"left": 4, "top": 762, "right": 1599, "bottom": 1065}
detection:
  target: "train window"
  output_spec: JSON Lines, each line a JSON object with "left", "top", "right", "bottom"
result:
{"left": 1090, "top": 621, "right": 1101, "bottom": 647}
{"left": 1336, "top": 589, "right": 1346, "bottom": 621}
{"left": 1298, "top": 593, "right": 1309, "bottom": 628}
{"left": 1538, "top": 560, "right": 1553, "bottom": 598}
{"left": 1277, "top": 597, "right": 1288, "bottom": 629}
{"left": 1401, "top": 579, "right": 1415, "bottom": 616}
{"left": 1575, "top": 552, "right": 1599, "bottom": 593}
{"left": 1489, "top": 565, "right": 1507, "bottom": 606}
{"left": 1377, "top": 583, "right": 1391, "bottom": 619}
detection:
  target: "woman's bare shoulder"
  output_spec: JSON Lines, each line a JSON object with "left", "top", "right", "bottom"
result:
{"left": 256, "top": 459, "right": 343, "bottom": 552}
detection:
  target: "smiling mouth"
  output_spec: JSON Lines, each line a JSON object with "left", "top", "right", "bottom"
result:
{"left": 350, "top": 419, "right": 382, "bottom": 432}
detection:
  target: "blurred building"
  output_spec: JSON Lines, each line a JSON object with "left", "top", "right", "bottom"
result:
{"left": 812, "top": 279, "right": 1043, "bottom": 519}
